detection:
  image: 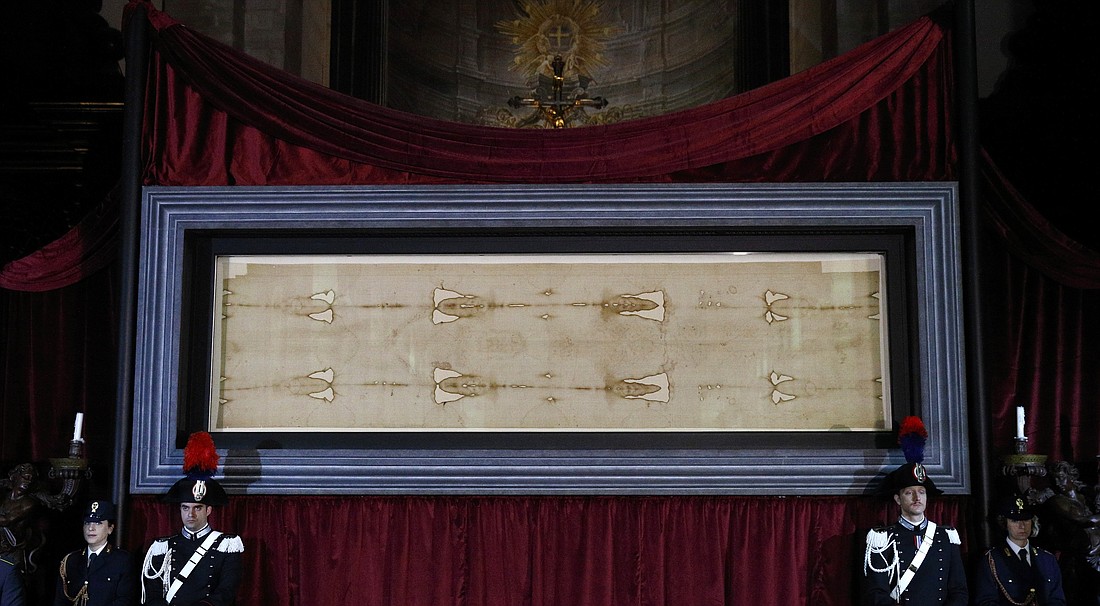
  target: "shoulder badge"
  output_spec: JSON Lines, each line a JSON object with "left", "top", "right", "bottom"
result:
{"left": 216, "top": 535, "right": 245, "bottom": 553}
{"left": 944, "top": 526, "right": 961, "bottom": 545}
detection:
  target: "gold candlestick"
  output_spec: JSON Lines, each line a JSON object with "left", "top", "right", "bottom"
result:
{"left": 1002, "top": 437, "right": 1047, "bottom": 497}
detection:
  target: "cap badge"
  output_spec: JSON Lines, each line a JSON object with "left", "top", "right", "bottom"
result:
{"left": 1015, "top": 497, "right": 1025, "bottom": 511}
{"left": 192, "top": 480, "right": 207, "bottom": 502}
{"left": 90, "top": 501, "right": 100, "bottom": 513}
{"left": 912, "top": 463, "right": 927, "bottom": 483}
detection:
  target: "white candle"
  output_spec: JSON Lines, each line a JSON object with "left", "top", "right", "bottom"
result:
{"left": 1015, "top": 406, "right": 1025, "bottom": 439}
{"left": 73, "top": 412, "right": 84, "bottom": 441}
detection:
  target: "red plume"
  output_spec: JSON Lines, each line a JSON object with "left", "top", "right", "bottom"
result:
{"left": 182, "top": 431, "right": 220, "bottom": 478}
{"left": 898, "top": 416, "right": 927, "bottom": 439}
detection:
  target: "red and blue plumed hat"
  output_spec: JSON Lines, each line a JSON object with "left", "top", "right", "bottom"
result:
{"left": 883, "top": 416, "right": 942, "bottom": 496}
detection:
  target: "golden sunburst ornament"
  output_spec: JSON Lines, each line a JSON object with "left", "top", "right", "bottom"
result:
{"left": 497, "top": 0, "right": 618, "bottom": 85}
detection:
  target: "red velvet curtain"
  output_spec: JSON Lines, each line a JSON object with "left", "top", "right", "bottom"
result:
{"left": 978, "top": 154, "right": 1100, "bottom": 459}
{"left": 0, "top": 265, "right": 118, "bottom": 460}
{"left": 126, "top": 495, "right": 965, "bottom": 606}
{"left": 0, "top": 191, "right": 121, "bottom": 461}
{"left": 3, "top": 2, "right": 1099, "bottom": 605}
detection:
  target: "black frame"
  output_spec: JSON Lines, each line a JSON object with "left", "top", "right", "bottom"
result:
{"left": 130, "top": 182, "right": 968, "bottom": 495}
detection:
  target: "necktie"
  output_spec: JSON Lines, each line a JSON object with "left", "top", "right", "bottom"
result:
{"left": 1018, "top": 549, "right": 1029, "bottom": 565}
{"left": 88, "top": 552, "right": 97, "bottom": 567}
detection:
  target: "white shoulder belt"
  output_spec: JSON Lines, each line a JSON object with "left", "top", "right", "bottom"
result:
{"left": 890, "top": 521, "right": 936, "bottom": 601}
{"left": 165, "top": 531, "right": 222, "bottom": 603}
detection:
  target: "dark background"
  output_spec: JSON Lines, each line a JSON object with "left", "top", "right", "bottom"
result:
{"left": 0, "top": 0, "right": 1096, "bottom": 266}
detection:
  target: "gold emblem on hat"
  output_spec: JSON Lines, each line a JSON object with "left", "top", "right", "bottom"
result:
{"left": 91, "top": 501, "right": 100, "bottom": 513}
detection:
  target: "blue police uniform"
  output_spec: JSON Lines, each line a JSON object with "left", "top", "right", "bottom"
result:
{"left": 0, "top": 555, "right": 25, "bottom": 606}
{"left": 972, "top": 496, "right": 1067, "bottom": 606}
{"left": 54, "top": 544, "right": 135, "bottom": 606}
{"left": 972, "top": 542, "right": 1066, "bottom": 605}
{"left": 54, "top": 500, "right": 135, "bottom": 606}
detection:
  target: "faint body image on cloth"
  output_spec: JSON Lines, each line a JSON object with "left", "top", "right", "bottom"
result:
{"left": 208, "top": 252, "right": 890, "bottom": 433}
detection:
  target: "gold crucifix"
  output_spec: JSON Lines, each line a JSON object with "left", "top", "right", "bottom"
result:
{"left": 508, "top": 55, "right": 608, "bottom": 128}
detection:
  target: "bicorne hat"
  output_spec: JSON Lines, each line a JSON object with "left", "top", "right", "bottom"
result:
{"left": 161, "top": 432, "right": 229, "bottom": 506}
{"left": 881, "top": 416, "right": 943, "bottom": 497}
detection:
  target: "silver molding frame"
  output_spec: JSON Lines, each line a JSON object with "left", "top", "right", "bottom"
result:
{"left": 130, "top": 182, "right": 968, "bottom": 495}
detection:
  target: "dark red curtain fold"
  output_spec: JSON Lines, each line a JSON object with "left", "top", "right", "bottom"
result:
{"left": 979, "top": 150, "right": 1100, "bottom": 288}
{"left": 126, "top": 495, "right": 967, "bottom": 606}
{"left": 0, "top": 193, "right": 119, "bottom": 292}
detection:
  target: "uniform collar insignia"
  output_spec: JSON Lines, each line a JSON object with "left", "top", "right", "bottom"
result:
{"left": 184, "top": 524, "right": 212, "bottom": 541}
{"left": 897, "top": 517, "right": 927, "bottom": 532}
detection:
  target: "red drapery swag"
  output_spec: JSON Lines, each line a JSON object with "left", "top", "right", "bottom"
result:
{"left": 3, "top": 2, "right": 1099, "bottom": 605}
{"left": 136, "top": 5, "right": 951, "bottom": 184}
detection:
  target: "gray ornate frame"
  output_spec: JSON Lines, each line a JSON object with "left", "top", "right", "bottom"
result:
{"left": 130, "top": 182, "right": 968, "bottom": 495}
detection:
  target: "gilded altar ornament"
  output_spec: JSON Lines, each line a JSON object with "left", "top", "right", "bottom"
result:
{"left": 1001, "top": 404, "right": 1048, "bottom": 498}
{"left": 494, "top": 0, "right": 621, "bottom": 128}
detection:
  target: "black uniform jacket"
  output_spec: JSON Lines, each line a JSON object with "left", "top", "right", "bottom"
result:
{"left": 140, "top": 528, "right": 243, "bottom": 606}
{"left": 54, "top": 544, "right": 135, "bottom": 606}
{"left": 863, "top": 519, "right": 968, "bottom": 605}
{"left": 971, "top": 543, "right": 1066, "bottom": 606}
